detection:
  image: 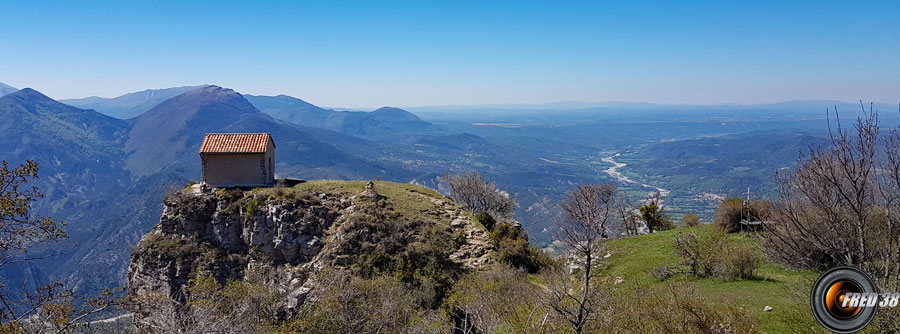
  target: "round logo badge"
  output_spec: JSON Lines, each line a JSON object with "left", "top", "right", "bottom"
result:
{"left": 811, "top": 266, "right": 878, "bottom": 333}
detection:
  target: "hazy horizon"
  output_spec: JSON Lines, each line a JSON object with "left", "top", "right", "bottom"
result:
{"left": 4, "top": 81, "right": 899, "bottom": 113}
{"left": 2, "top": 1, "right": 899, "bottom": 108}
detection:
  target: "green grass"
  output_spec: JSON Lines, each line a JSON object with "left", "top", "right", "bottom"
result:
{"left": 254, "top": 180, "right": 458, "bottom": 224}
{"left": 602, "top": 224, "right": 819, "bottom": 333}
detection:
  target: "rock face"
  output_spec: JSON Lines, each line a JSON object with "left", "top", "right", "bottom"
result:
{"left": 127, "top": 181, "right": 494, "bottom": 311}
{"left": 359, "top": 181, "right": 379, "bottom": 199}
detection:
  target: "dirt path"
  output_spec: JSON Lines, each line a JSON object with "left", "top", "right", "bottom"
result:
{"left": 410, "top": 190, "right": 494, "bottom": 268}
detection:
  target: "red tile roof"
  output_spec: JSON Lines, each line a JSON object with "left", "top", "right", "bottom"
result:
{"left": 199, "top": 133, "right": 274, "bottom": 154}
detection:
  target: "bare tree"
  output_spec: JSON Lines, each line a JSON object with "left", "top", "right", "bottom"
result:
{"left": 613, "top": 192, "right": 642, "bottom": 237}
{"left": 443, "top": 172, "right": 517, "bottom": 219}
{"left": 760, "top": 103, "right": 900, "bottom": 289}
{"left": 546, "top": 184, "right": 616, "bottom": 334}
{"left": 877, "top": 104, "right": 900, "bottom": 285}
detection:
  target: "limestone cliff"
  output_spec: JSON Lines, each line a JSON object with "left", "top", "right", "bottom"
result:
{"left": 127, "top": 180, "right": 494, "bottom": 310}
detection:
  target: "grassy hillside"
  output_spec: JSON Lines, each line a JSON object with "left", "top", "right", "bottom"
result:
{"left": 274, "top": 182, "right": 819, "bottom": 333}
{"left": 253, "top": 180, "right": 466, "bottom": 223}
{"left": 601, "top": 224, "right": 819, "bottom": 333}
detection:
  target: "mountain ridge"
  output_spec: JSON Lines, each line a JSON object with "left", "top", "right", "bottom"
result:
{"left": 245, "top": 95, "right": 438, "bottom": 139}
{"left": 0, "top": 85, "right": 427, "bottom": 295}
{"left": 57, "top": 85, "right": 441, "bottom": 139}
{"left": 0, "top": 82, "right": 18, "bottom": 96}
{"left": 62, "top": 85, "right": 209, "bottom": 119}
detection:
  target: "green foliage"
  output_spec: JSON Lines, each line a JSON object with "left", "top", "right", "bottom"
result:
{"left": 668, "top": 227, "right": 762, "bottom": 280}
{"left": 474, "top": 210, "right": 496, "bottom": 231}
{"left": 497, "top": 237, "right": 552, "bottom": 274}
{"left": 640, "top": 203, "right": 674, "bottom": 233}
{"left": 488, "top": 222, "right": 525, "bottom": 247}
{"left": 245, "top": 199, "right": 259, "bottom": 216}
{"left": 488, "top": 222, "right": 550, "bottom": 273}
{"left": 334, "top": 199, "right": 462, "bottom": 309}
{"left": 0, "top": 160, "right": 67, "bottom": 251}
{"left": 255, "top": 180, "right": 449, "bottom": 223}
{"left": 671, "top": 228, "right": 728, "bottom": 278}
{"left": 356, "top": 251, "right": 393, "bottom": 274}
{"left": 138, "top": 232, "right": 187, "bottom": 256}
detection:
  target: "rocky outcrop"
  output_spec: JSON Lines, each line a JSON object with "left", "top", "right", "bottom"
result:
{"left": 127, "top": 181, "right": 494, "bottom": 310}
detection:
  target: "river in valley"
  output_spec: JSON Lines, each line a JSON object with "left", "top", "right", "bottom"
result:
{"left": 601, "top": 153, "right": 670, "bottom": 200}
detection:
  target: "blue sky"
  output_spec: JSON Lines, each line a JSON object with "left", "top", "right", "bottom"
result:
{"left": 1, "top": 1, "right": 898, "bottom": 108}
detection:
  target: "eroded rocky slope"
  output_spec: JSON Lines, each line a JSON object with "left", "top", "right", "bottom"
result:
{"left": 127, "top": 180, "right": 494, "bottom": 311}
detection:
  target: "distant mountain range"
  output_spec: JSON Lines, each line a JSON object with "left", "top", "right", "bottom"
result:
{"left": 1, "top": 80, "right": 866, "bottom": 299}
{"left": 245, "top": 95, "right": 438, "bottom": 139}
{"left": 0, "top": 88, "right": 135, "bottom": 293}
{"left": 408, "top": 100, "right": 900, "bottom": 113}
{"left": 0, "top": 84, "right": 429, "bottom": 295}
{"left": 53, "top": 85, "right": 439, "bottom": 140}
{"left": 61, "top": 85, "right": 209, "bottom": 119}
{"left": 246, "top": 95, "right": 438, "bottom": 139}
{"left": 3, "top": 83, "right": 581, "bottom": 296}
{"left": 0, "top": 82, "right": 18, "bottom": 96}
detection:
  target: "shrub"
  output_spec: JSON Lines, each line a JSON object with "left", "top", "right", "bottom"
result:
{"left": 474, "top": 211, "right": 496, "bottom": 231}
{"left": 497, "top": 237, "right": 551, "bottom": 274}
{"left": 452, "top": 231, "right": 466, "bottom": 247}
{"left": 132, "top": 274, "right": 283, "bottom": 333}
{"left": 488, "top": 222, "right": 526, "bottom": 247}
{"left": 488, "top": 222, "right": 549, "bottom": 273}
{"left": 278, "top": 271, "right": 427, "bottom": 333}
{"left": 671, "top": 229, "right": 726, "bottom": 278}
{"left": 756, "top": 110, "right": 900, "bottom": 277}
{"left": 719, "top": 243, "right": 762, "bottom": 280}
{"left": 611, "top": 283, "right": 761, "bottom": 333}
{"left": 245, "top": 199, "right": 259, "bottom": 216}
{"left": 335, "top": 200, "right": 462, "bottom": 308}
{"left": 649, "top": 265, "right": 678, "bottom": 281}
{"left": 445, "top": 265, "right": 547, "bottom": 333}
{"left": 137, "top": 232, "right": 187, "bottom": 256}
{"left": 681, "top": 213, "right": 700, "bottom": 227}
{"left": 640, "top": 204, "right": 674, "bottom": 232}
{"left": 670, "top": 228, "right": 763, "bottom": 281}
